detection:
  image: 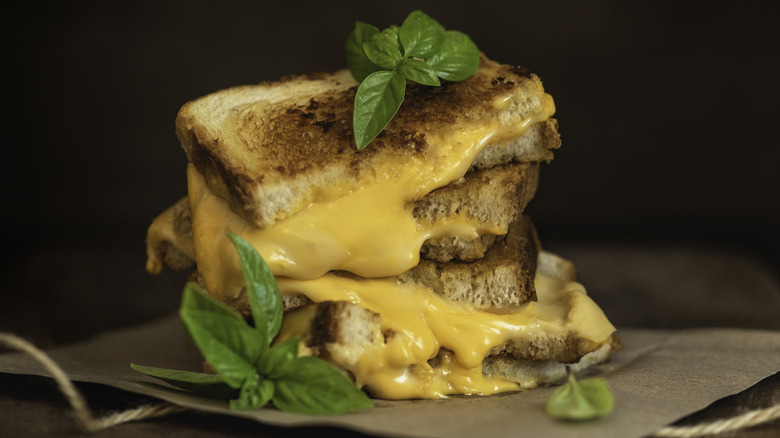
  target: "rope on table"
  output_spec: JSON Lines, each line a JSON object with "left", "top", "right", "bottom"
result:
{"left": 652, "top": 404, "right": 780, "bottom": 437}
{"left": 1, "top": 331, "right": 778, "bottom": 435}
{"left": 0, "top": 332, "right": 187, "bottom": 433}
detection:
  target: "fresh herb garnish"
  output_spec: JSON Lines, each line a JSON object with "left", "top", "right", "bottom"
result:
{"left": 131, "top": 232, "right": 373, "bottom": 414}
{"left": 346, "top": 10, "right": 480, "bottom": 150}
{"left": 545, "top": 367, "right": 614, "bottom": 421}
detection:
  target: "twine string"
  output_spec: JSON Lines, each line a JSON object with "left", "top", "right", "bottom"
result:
{"left": 653, "top": 405, "right": 780, "bottom": 437}
{"left": 0, "top": 332, "right": 186, "bottom": 432}
{"left": 1, "top": 331, "right": 778, "bottom": 435}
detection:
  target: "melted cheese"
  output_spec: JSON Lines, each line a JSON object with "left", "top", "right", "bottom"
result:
{"left": 165, "top": 88, "right": 614, "bottom": 400}
{"left": 276, "top": 272, "right": 616, "bottom": 399}
{"left": 145, "top": 201, "right": 195, "bottom": 274}
{"left": 188, "top": 93, "right": 555, "bottom": 300}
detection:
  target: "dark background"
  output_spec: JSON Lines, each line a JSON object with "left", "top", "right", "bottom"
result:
{"left": 2, "top": 1, "right": 779, "bottom": 345}
{"left": 1, "top": 2, "right": 779, "bottom": 437}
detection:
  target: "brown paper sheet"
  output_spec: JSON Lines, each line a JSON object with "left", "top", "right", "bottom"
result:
{"left": 1, "top": 315, "right": 778, "bottom": 438}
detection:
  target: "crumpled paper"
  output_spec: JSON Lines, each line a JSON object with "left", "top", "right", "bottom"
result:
{"left": 1, "top": 315, "right": 778, "bottom": 438}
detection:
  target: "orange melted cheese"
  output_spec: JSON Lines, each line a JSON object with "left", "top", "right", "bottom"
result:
{"left": 188, "top": 92, "right": 555, "bottom": 300}
{"left": 276, "top": 273, "right": 615, "bottom": 399}
{"left": 148, "top": 88, "right": 618, "bottom": 399}
{"left": 145, "top": 201, "right": 195, "bottom": 274}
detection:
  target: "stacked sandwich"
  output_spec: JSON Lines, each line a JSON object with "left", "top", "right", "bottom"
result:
{"left": 146, "top": 55, "right": 618, "bottom": 399}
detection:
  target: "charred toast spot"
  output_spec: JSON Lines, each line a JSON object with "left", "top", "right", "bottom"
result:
{"left": 375, "top": 128, "right": 429, "bottom": 152}
{"left": 314, "top": 119, "right": 335, "bottom": 133}
{"left": 177, "top": 54, "right": 552, "bottom": 229}
{"left": 306, "top": 98, "right": 320, "bottom": 110}
{"left": 509, "top": 65, "right": 532, "bottom": 78}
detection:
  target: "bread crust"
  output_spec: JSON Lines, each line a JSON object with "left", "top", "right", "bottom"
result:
{"left": 176, "top": 55, "right": 557, "bottom": 229}
{"left": 146, "top": 161, "right": 542, "bottom": 274}
{"left": 183, "top": 216, "right": 540, "bottom": 315}
{"left": 145, "top": 197, "right": 195, "bottom": 274}
{"left": 417, "top": 162, "right": 540, "bottom": 261}
{"left": 400, "top": 216, "right": 541, "bottom": 311}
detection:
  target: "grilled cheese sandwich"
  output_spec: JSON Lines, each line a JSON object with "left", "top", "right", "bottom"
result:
{"left": 146, "top": 54, "right": 618, "bottom": 400}
{"left": 275, "top": 269, "right": 615, "bottom": 399}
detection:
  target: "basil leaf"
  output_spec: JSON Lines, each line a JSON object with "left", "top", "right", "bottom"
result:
{"left": 272, "top": 356, "right": 373, "bottom": 415}
{"left": 353, "top": 70, "right": 406, "bottom": 150}
{"left": 399, "top": 10, "right": 444, "bottom": 59}
{"left": 179, "top": 281, "right": 243, "bottom": 319}
{"left": 345, "top": 21, "right": 381, "bottom": 82}
{"left": 258, "top": 336, "right": 300, "bottom": 379}
{"left": 546, "top": 373, "right": 614, "bottom": 421}
{"left": 226, "top": 231, "right": 282, "bottom": 345}
{"left": 363, "top": 27, "right": 403, "bottom": 70}
{"left": 346, "top": 11, "right": 480, "bottom": 150}
{"left": 180, "top": 283, "right": 262, "bottom": 389}
{"left": 130, "top": 363, "right": 236, "bottom": 398}
{"left": 426, "top": 30, "right": 480, "bottom": 81}
{"left": 231, "top": 372, "right": 274, "bottom": 410}
{"left": 398, "top": 58, "right": 440, "bottom": 86}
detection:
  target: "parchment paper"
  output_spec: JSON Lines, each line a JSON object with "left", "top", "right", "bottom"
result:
{"left": 1, "top": 315, "right": 778, "bottom": 438}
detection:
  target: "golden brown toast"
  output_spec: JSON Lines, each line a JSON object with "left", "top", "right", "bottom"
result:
{"left": 305, "top": 298, "right": 617, "bottom": 393}
{"left": 400, "top": 216, "right": 541, "bottom": 311}
{"left": 145, "top": 197, "right": 194, "bottom": 275}
{"left": 189, "top": 215, "right": 541, "bottom": 316}
{"left": 176, "top": 55, "right": 559, "bottom": 229}
{"left": 284, "top": 250, "right": 618, "bottom": 395}
{"left": 416, "top": 162, "right": 540, "bottom": 262}
{"left": 145, "top": 161, "right": 541, "bottom": 275}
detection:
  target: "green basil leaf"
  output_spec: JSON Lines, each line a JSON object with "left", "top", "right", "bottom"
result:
{"left": 230, "top": 372, "right": 274, "bottom": 410}
{"left": 130, "top": 363, "right": 236, "bottom": 398}
{"left": 363, "top": 27, "right": 403, "bottom": 70}
{"left": 272, "top": 356, "right": 373, "bottom": 415}
{"left": 426, "top": 30, "right": 480, "bottom": 82}
{"left": 345, "top": 21, "right": 381, "bottom": 82}
{"left": 180, "top": 283, "right": 262, "bottom": 389}
{"left": 180, "top": 281, "right": 243, "bottom": 319}
{"left": 353, "top": 70, "right": 406, "bottom": 150}
{"left": 398, "top": 58, "right": 441, "bottom": 86}
{"left": 399, "top": 10, "right": 444, "bottom": 59}
{"left": 258, "top": 336, "right": 300, "bottom": 379}
{"left": 226, "top": 231, "right": 282, "bottom": 345}
{"left": 546, "top": 373, "right": 614, "bottom": 421}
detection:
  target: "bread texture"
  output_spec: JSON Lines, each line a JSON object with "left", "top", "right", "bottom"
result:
{"left": 145, "top": 197, "right": 195, "bottom": 274}
{"left": 416, "top": 162, "right": 539, "bottom": 262}
{"left": 481, "top": 336, "right": 620, "bottom": 388}
{"left": 185, "top": 215, "right": 540, "bottom": 316}
{"left": 146, "top": 161, "right": 541, "bottom": 275}
{"left": 400, "top": 216, "right": 540, "bottom": 311}
{"left": 176, "top": 55, "right": 558, "bottom": 229}
{"left": 294, "top": 251, "right": 618, "bottom": 393}
{"left": 308, "top": 301, "right": 384, "bottom": 371}
{"left": 147, "top": 46, "right": 619, "bottom": 399}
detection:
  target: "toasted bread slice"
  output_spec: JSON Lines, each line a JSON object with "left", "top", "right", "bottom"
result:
{"left": 145, "top": 197, "right": 195, "bottom": 274}
{"left": 287, "top": 300, "right": 618, "bottom": 395}
{"left": 400, "top": 216, "right": 540, "bottom": 311}
{"left": 289, "top": 251, "right": 618, "bottom": 394}
{"left": 146, "top": 161, "right": 541, "bottom": 274}
{"left": 203, "top": 215, "right": 539, "bottom": 316}
{"left": 417, "top": 162, "right": 539, "bottom": 262}
{"left": 481, "top": 335, "right": 621, "bottom": 388}
{"left": 176, "top": 55, "right": 559, "bottom": 230}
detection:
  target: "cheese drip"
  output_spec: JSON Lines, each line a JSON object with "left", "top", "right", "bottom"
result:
{"left": 276, "top": 272, "right": 616, "bottom": 399}
{"left": 188, "top": 94, "right": 555, "bottom": 300}
{"left": 145, "top": 200, "right": 195, "bottom": 274}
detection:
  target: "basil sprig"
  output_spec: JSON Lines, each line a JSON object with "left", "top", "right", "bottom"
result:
{"left": 545, "top": 367, "right": 614, "bottom": 421}
{"left": 346, "top": 10, "right": 480, "bottom": 150}
{"left": 131, "top": 232, "right": 373, "bottom": 415}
